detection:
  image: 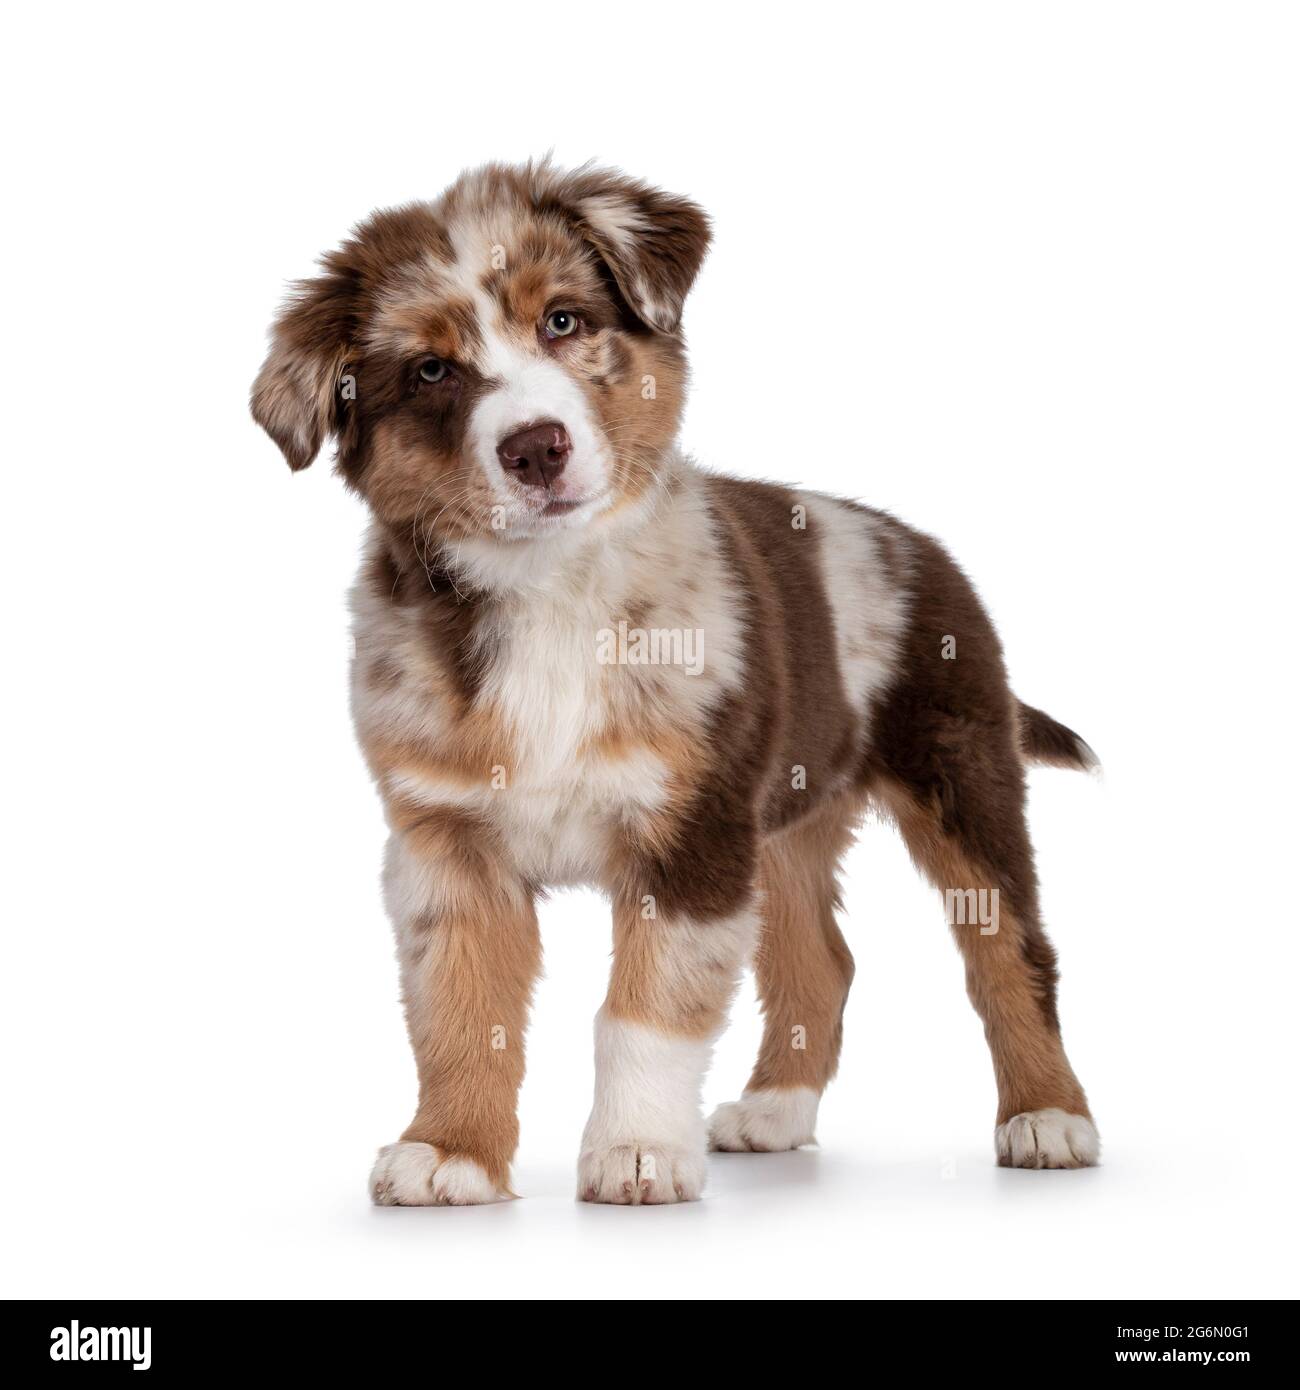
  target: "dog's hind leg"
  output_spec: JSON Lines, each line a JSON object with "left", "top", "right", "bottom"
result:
{"left": 707, "top": 795, "right": 861, "bottom": 1153}
{"left": 874, "top": 751, "right": 1099, "bottom": 1169}
{"left": 860, "top": 519, "right": 1098, "bottom": 1167}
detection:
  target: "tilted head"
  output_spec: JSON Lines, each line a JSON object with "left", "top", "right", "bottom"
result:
{"left": 251, "top": 161, "right": 710, "bottom": 563}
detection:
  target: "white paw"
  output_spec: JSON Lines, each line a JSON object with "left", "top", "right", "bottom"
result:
{"left": 708, "top": 1087, "right": 820, "bottom": 1152}
{"left": 995, "top": 1109, "right": 1100, "bottom": 1169}
{"left": 369, "top": 1141, "right": 506, "bottom": 1206}
{"left": 578, "top": 1142, "right": 706, "bottom": 1205}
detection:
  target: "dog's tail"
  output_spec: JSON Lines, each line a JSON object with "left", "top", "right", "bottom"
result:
{"left": 1016, "top": 701, "right": 1099, "bottom": 772}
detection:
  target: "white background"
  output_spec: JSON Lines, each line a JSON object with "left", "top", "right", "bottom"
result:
{"left": 2, "top": 1, "right": 1296, "bottom": 1301}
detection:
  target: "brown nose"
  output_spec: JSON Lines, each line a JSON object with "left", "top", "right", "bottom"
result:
{"left": 496, "top": 421, "right": 571, "bottom": 487}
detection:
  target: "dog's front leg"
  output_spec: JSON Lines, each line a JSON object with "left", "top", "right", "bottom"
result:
{"left": 579, "top": 881, "right": 758, "bottom": 1204}
{"left": 370, "top": 811, "right": 540, "bottom": 1206}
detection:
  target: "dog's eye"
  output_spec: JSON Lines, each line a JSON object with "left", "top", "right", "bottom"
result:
{"left": 544, "top": 310, "right": 579, "bottom": 339}
{"left": 418, "top": 357, "right": 448, "bottom": 383}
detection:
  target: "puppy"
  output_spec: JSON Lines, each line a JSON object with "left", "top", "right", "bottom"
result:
{"left": 252, "top": 160, "right": 1099, "bottom": 1205}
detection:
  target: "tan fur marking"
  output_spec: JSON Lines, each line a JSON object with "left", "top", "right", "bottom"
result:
{"left": 361, "top": 418, "right": 486, "bottom": 540}
{"left": 371, "top": 290, "right": 483, "bottom": 364}
{"left": 747, "top": 795, "right": 862, "bottom": 1093}
{"left": 585, "top": 334, "right": 684, "bottom": 507}
{"left": 874, "top": 777, "right": 1089, "bottom": 1124}
{"left": 584, "top": 723, "right": 706, "bottom": 859}
{"left": 364, "top": 704, "right": 518, "bottom": 797}
{"left": 603, "top": 898, "right": 754, "bottom": 1039}
{"left": 389, "top": 814, "right": 540, "bottom": 1188}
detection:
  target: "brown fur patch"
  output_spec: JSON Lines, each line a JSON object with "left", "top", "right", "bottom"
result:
{"left": 607, "top": 476, "right": 869, "bottom": 922}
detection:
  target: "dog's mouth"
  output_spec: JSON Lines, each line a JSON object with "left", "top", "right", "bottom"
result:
{"left": 527, "top": 490, "right": 609, "bottom": 524}
{"left": 503, "top": 485, "right": 612, "bottom": 538}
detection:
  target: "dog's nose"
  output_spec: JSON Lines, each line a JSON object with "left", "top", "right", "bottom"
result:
{"left": 497, "top": 421, "right": 571, "bottom": 487}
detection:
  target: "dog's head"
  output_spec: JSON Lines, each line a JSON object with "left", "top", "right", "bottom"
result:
{"left": 252, "top": 162, "right": 709, "bottom": 552}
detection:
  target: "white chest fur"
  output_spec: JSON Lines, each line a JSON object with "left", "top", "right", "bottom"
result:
{"left": 472, "top": 592, "right": 674, "bottom": 884}
{"left": 350, "top": 468, "right": 750, "bottom": 888}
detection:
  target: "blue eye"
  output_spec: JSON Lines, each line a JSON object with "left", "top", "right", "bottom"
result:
{"left": 418, "top": 358, "right": 447, "bottom": 383}
{"left": 545, "top": 310, "right": 579, "bottom": 338}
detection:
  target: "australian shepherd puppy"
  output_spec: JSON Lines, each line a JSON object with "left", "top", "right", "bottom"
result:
{"left": 252, "top": 160, "right": 1099, "bottom": 1206}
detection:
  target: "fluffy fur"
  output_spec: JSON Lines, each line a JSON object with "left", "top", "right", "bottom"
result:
{"left": 252, "top": 159, "right": 1100, "bottom": 1204}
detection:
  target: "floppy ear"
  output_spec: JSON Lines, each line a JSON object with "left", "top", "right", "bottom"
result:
{"left": 250, "top": 255, "right": 357, "bottom": 471}
{"left": 554, "top": 167, "right": 711, "bottom": 334}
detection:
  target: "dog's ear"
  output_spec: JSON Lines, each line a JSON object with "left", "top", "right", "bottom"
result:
{"left": 555, "top": 167, "right": 711, "bottom": 334}
{"left": 251, "top": 253, "right": 357, "bottom": 471}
